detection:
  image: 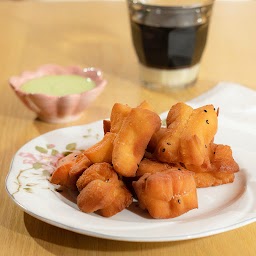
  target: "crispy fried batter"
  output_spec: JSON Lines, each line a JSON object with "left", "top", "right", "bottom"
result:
{"left": 137, "top": 100, "right": 155, "bottom": 111}
{"left": 166, "top": 102, "right": 194, "bottom": 128}
{"left": 211, "top": 144, "right": 239, "bottom": 173}
{"left": 179, "top": 105, "right": 218, "bottom": 168}
{"left": 155, "top": 103, "right": 218, "bottom": 170}
{"left": 103, "top": 120, "right": 111, "bottom": 134}
{"left": 76, "top": 162, "right": 118, "bottom": 192}
{"left": 185, "top": 143, "right": 239, "bottom": 172}
{"left": 112, "top": 107, "right": 161, "bottom": 177}
{"left": 192, "top": 144, "right": 239, "bottom": 187}
{"left": 136, "top": 158, "right": 174, "bottom": 177}
{"left": 147, "top": 127, "right": 167, "bottom": 153}
{"left": 77, "top": 180, "right": 117, "bottom": 213}
{"left": 76, "top": 163, "right": 118, "bottom": 191}
{"left": 76, "top": 163, "right": 133, "bottom": 217}
{"left": 133, "top": 169, "right": 198, "bottom": 219}
{"left": 50, "top": 101, "right": 240, "bottom": 219}
{"left": 154, "top": 103, "right": 194, "bottom": 163}
{"left": 154, "top": 102, "right": 238, "bottom": 188}
{"left": 99, "top": 180, "right": 133, "bottom": 217}
{"left": 84, "top": 132, "right": 116, "bottom": 164}
{"left": 69, "top": 152, "right": 92, "bottom": 179}
{"left": 51, "top": 151, "right": 92, "bottom": 190}
{"left": 110, "top": 103, "right": 132, "bottom": 133}
{"left": 194, "top": 172, "right": 235, "bottom": 188}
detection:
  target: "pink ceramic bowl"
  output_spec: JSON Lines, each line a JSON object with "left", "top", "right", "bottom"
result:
{"left": 9, "top": 64, "right": 106, "bottom": 123}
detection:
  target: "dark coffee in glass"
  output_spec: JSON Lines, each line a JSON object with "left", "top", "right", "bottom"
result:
{"left": 127, "top": 0, "right": 213, "bottom": 91}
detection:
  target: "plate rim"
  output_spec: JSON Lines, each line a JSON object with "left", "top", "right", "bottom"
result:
{"left": 5, "top": 120, "right": 256, "bottom": 242}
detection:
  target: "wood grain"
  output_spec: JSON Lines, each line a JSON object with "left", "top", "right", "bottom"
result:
{"left": 1, "top": 1, "right": 256, "bottom": 255}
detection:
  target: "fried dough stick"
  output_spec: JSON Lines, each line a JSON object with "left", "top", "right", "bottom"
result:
{"left": 99, "top": 180, "right": 133, "bottom": 217}
{"left": 112, "top": 107, "right": 161, "bottom": 177}
{"left": 76, "top": 162, "right": 118, "bottom": 192}
{"left": 50, "top": 151, "right": 92, "bottom": 190}
{"left": 133, "top": 169, "right": 198, "bottom": 219}
{"left": 137, "top": 152, "right": 238, "bottom": 188}
{"left": 136, "top": 158, "right": 178, "bottom": 177}
{"left": 103, "top": 120, "right": 111, "bottom": 134}
{"left": 124, "top": 158, "right": 183, "bottom": 199}
{"left": 155, "top": 103, "right": 218, "bottom": 170}
{"left": 84, "top": 103, "right": 131, "bottom": 164}
{"left": 76, "top": 163, "right": 133, "bottom": 217}
{"left": 194, "top": 144, "right": 239, "bottom": 187}
{"left": 147, "top": 127, "right": 167, "bottom": 153}
{"left": 84, "top": 132, "right": 116, "bottom": 164}
{"left": 110, "top": 103, "right": 132, "bottom": 133}
{"left": 85, "top": 101, "right": 156, "bottom": 166}
{"left": 154, "top": 102, "right": 239, "bottom": 187}
{"left": 154, "top": 103, "right": 194, "bottom": 163}
{"left": 179, "top": 104, "right": 218, "bottom": 169}
{"left": 110, "top": 101, "right": 154, "bottom": 134}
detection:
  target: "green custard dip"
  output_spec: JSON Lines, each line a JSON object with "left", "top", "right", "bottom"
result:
{"left": 20, "top": 75, "right": 96, "bottom": 96}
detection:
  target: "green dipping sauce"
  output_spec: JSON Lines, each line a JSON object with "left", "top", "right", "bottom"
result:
{"left": 20, "top": 75, "right": 96, "bottom": 96}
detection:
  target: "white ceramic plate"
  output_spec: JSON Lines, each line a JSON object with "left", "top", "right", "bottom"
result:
{"left": 5, "top": 112, "right": 256, "bottom": 242}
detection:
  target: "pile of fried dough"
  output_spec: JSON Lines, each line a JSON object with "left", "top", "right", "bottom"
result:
{"left": 50, "top": 101, "right": 239, "bottom": 219}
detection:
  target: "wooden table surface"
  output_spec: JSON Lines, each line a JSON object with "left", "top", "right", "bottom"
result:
{"left": 1, "top": 0, "right": 256, "bottom": 255}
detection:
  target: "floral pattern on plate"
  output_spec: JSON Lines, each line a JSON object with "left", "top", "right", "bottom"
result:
{"left": 5, "top": 117, "right": 256, "bottom": 242}
{"left": 9, "top": 125, "right": 101, "bottom": 198}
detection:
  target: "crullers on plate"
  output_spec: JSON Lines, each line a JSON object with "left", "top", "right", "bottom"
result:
{"left": 152, "top": 102, "right": 239, "bottom": 188}
{"left": 50, "top": 101, "right": 239, "bottom": 219}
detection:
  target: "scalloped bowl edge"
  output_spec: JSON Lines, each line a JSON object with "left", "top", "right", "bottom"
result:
{"left": 9, "top": 64, "right": 107, "bottom": 123}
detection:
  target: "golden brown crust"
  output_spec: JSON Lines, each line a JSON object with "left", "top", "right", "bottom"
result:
{"left": 84, "top": 132, "right": 116, "bottom": 164}
{"left": 179, "top": 105, "right": 218, "bottom": 168}
{"left": 51, "top": 151, "right": 92, "bottom": 190}
{"left": 147, "top": 127, "right": 167, "bottom": 153}
{"left": 99, "top": 181, "right": 133, "bottom": 217}
{"left": 76, "top": 162, "right": 118, "bottom": 192}
{"left": 166, "top": 102, "right": 194, "bottom": 128}
{"left": 153, "top": 103, "right": 239, "bottom": 189}
{"left": 136, "top": 158, "right": 174, "bottom": 177}
{"left": 103, "top": 119, "right": 111, "bottom": 134}
{"left": 137, "top": 100, "right": 155, "bottom": 111}
{"left": 194, "top": 172, "right": 235, "bottom": 188}
{"left": 77, "top": 180, "right": 117, "bottom": 213}
{"left": 112, "top": 107, "right": 161, "bottom": 177}
{"left": 110, "top": 103, "right": 132, "bottom": 134}
{"left": 50, "top": 101, "right": 240, "bottom": 219}
{"left": 211, "top": 144, "right": 239, "bottom": 173}
{"left": 154, "top": 103, "right": 194, "bottom": 163}
{"left": 185, "top": 143, "right": 239, "bottom": 174}
{"left": 133, "top": 169, "right": 198, "bottom": 219}
{"left": 76, "top": 164, "right": 133, "bottom": 217}
{"left": 69, "top": 152, "right": 92, "bottom": 179}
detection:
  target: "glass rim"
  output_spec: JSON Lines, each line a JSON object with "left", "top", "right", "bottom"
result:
{"left": 127, "top": 0, "right": 214, "bottom": 9}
